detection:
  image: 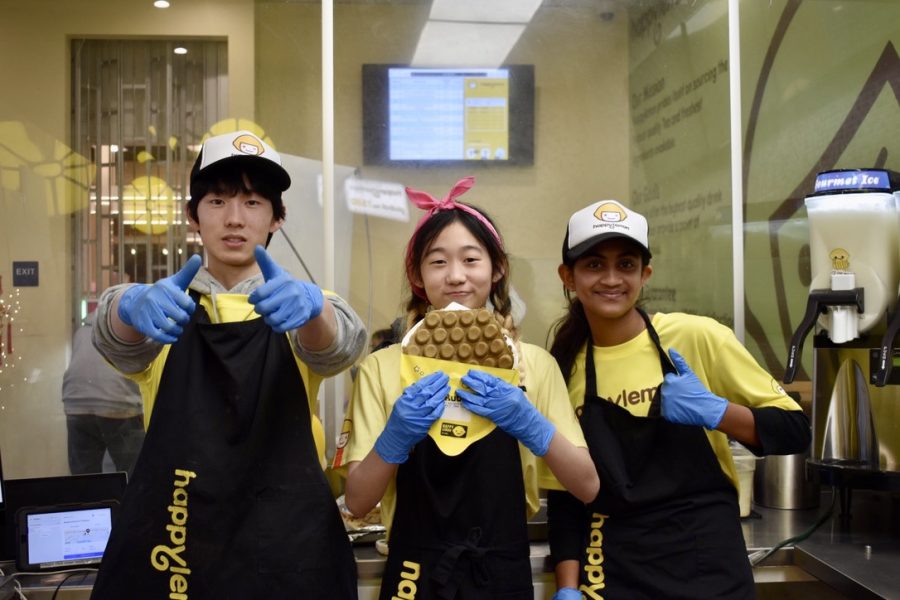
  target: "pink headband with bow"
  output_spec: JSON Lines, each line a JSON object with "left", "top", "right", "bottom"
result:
{"left": 404, "top": 176, "right": 503, "bottom": 300}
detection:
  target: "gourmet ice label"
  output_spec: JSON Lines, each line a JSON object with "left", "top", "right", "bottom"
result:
{"left": 814, "top": 170, "right": 890, "bottom": 193}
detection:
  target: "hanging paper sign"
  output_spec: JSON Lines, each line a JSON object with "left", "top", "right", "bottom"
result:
{"left": 344, "top": 177, "right": 410, "bottom": 222}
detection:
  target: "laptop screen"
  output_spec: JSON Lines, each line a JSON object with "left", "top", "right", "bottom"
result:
{"left": 21, "top": 504, "right": 114, "bottom": 570}
{"left": 2, "top": 471, "right": 127, "bottom": 561}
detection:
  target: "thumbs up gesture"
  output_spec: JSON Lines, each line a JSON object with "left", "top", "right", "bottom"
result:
{"left": 661, "top": 348, "right": 728, "bottom": 430}
{"left": 249, "top": 245, "right": 324, "bottom": 333}
{"left": 117, "top": 254, "right": 202, "bottom": 344}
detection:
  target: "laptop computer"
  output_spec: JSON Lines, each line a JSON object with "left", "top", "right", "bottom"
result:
{"left": 15, "top": 500, "right": 119, "bottom": 571}
{"left": 1, "top": 471, "right": 127, "bottom": 561}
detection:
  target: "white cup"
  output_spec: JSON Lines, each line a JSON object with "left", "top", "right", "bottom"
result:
{"left": 734, "top": 457, "right": 757, "bottom": 517}
{"left": 731, "top": 442, "right": 760, "bottom": 517}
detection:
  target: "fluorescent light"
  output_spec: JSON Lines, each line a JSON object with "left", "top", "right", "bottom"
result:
{"left": 154, "top": 1, "right": 170, "bottom": 8}
{"left": 413, "top": 0, "right": 540, "bottom": 68}
{"left": 411, "top": 22, "right": 525, "bottom": 68}
{"left": 663, "top": 1, "right": 727, "bottom": 41}
{"left": 429, "top": 0, "right": 541, "bottom": 24}
{"left": 174, "top": 47, "right": 187, "bottom": 55}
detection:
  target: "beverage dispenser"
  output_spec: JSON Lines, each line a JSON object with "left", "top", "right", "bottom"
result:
{"left": 785, "top": 169, "right": 900, "bottom": 496}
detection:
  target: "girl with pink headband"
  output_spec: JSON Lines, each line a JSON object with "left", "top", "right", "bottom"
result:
{"left": 335, "top": 177, "right": 599, "bottom": 599}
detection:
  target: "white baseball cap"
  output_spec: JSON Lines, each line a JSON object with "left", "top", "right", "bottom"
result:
{"left": 563, "top": 200, "right": 651, "bottom": 262}
{"left": 190, "top": 130, "right": 291, "bottom": 192}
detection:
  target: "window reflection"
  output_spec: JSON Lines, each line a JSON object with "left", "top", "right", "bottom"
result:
{"left": 0, "top": 0, "right": 896, "bottom": 485}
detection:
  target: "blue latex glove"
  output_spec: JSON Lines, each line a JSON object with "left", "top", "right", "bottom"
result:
{"left": 249, "top": 245, "right": 324, "bottom": 333}
{"left": 552, "top": 588, "right": 582, "bottom": 600}
{"left": 661, "top": 348, "right": 728, "bottom": 429}
{"left": 457, "top": 369, "right": 556, "bottom": 456}
{"left": 117, "top": 254, "right": 202, "bottom": 344}
{"left": 374, "top": 371, "right": 450, "bottom": 464}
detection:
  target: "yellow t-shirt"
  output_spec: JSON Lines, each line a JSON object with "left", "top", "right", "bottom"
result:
{"left": 334, "top": 342, "right": 587, "bottom": 536}
{"left": 566, "top": 312, "right": 802, "bottom": 490}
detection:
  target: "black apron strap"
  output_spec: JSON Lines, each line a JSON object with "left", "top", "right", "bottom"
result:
{"left": 636, "top": 308, "right": 674, "bottom": 417}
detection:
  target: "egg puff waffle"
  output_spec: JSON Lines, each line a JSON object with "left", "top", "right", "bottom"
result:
{"left": 401, "top": 304, "right": 519, "bottom": 456}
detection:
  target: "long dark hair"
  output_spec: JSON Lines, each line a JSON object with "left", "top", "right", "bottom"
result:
{"left": 549, "top": 289, "right": 591, "bottom": 384}
{"left": 403, "top": 204, "right": 511, "bottom": 331}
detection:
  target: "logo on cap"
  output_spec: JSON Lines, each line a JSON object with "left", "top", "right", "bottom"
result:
{"left": 594, "top": 202, "right": 627, "bottom": 224}
{"left": 232, "top": 133, "right": 266, "bottom": 157}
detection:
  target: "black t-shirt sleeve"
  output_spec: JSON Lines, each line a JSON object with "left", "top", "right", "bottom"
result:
{"left": 547, "top": 489, "right": 589, "bottom": 566}
{"left": 749, "top": 407, "right": 811, "bottom": 455}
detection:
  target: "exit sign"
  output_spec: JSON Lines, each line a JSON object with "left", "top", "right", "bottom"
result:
{"left": 12, "top": 261, "right": 38, "bottom": 286}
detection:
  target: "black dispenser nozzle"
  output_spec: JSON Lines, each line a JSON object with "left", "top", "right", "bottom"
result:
{"left": 784, "top": 288, "right": 864, "bottom": 383}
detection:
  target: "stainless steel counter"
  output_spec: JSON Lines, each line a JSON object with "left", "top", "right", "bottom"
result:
{"left": 743, "top": 488, "right": 900, "bottom": 599}
{"left": 5, "top": 488, "right": 900, "bottom": 599}
{"left": 358, "top": 488, "right": 900, "bottom": 599}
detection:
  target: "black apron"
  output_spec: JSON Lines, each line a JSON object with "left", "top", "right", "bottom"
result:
{"left": 378, "top": 428, "right": 532, "bottom": 600}
{"left": 575, "top": 309, "right": 754, "bottom": 599}
{"left": 91, "top": 294, "right": 357, "bottom": 600}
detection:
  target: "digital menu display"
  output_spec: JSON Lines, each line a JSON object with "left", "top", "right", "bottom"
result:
{"left": 363, "top": 64, "right": 534, "bottom": 166}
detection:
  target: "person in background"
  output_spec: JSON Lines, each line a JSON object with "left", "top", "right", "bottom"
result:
{"left": 90, "top": 130, "right": 366, "bottom": 599}
{"left": 336, "top": 177, "right": 599, "bottom": 599}
{"left": 547, "top": 200, "right": 811, "bottom": 599}
{"left": 350, "top": 323, "right": 399, "bottom": 382}
{"left": 63, "top": 310, "right": 144, "bottom": 476}
{"left": 369, "top": 326, "right": 396, "bottom": 353}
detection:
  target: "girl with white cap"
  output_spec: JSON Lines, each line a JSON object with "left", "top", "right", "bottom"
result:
{"left": 547, "top": 199, "right": 811, "bottom": 599}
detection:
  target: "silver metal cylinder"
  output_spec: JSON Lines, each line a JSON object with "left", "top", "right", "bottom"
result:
{"left": 753, "top": 451, "right": 820, "bottom": 510}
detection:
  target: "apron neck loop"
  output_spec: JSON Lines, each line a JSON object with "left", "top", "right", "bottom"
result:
{"left": 188, "top": 289, "right": 213, "bottom": 325}
{"left": 635, "top": 308, "right": 676, "bottom": 375}
{"left": 584, "top": 308, "right": 675, "bottom": 400}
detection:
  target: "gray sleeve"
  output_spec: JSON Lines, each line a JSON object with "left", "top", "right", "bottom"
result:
{"left": 291, "top": 293, "right": 367, "bottom": 377}
{"left": 92, "top": 283, "right": 164, "bottom": 375}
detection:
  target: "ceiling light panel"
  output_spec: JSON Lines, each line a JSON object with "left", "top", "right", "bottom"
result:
{"left": 429, "top": 0, "right": 542, "bottom": 23}
{"left": 410, "top": 22, "right": 526, "bottom": 68}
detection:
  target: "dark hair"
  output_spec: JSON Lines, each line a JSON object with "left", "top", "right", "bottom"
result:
{"left": 370, "top": 327, "right": 396, "bottom": 352}
{"left": 549, "top": 291, "right": 591, "bottom": 384}
{"left": 561, "top": 233, "right": 651, "bottom": 267}
{"left": 404, "top": 204, "right": 511, "bottom": 326}
{"left": 188, "top": 160, "right": 286, "bottom": 221}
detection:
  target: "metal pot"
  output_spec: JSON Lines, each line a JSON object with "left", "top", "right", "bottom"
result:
{"left": 753, "top": 450, "right": 820, "bottom": 509}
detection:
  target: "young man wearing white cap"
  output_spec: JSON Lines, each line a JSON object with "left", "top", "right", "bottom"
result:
{"left": 546, "top": 200, "right": 810, "bottom": 599}
{"left": 91, "top": 130, "right": 365, "bottom": 599}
